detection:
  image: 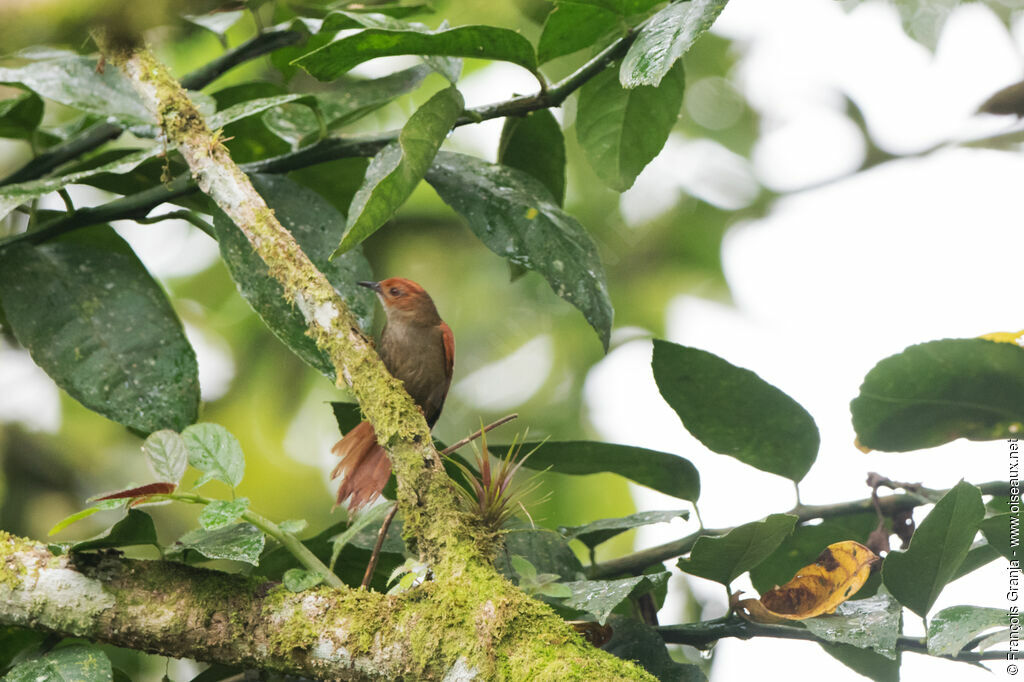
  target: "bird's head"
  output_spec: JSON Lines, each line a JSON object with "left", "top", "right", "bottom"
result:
{"left": 359, "top": 277, "right": 441, "bottom": 325}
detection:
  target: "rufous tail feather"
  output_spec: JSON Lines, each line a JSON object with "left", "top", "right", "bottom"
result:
{"left": 330, "top": 421, "right": 391, "bottom": 511}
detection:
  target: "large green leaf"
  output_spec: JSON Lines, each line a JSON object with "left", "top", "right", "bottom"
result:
{"left": 211, "top": 174, "right": 375, "bottom": 379}
{"left": 882, "top": 481, "right": 985, "bottom": 617}
{"left": 850, "top": 338, "right": 1024, "bottom": 452}
{"left": 498, "top": 109, "right": 566, "bottom": 206}
{"left": 0, "top": 91, "right": 43, "bottom": 140}
{"left": 294, "top": 24, "right": 537, "bottom": 81}
{"left": 620, "top": 0, "right": 729, "bottom": 88}
{"left": 576, "top": 60, "right": 685, "bottom": 191}
{"left": 426, "top": 151, "right": 613, "bottom": 350}
{"left": 677, "top": 514, "right": 797, "bottom": 586}
{"left": 537, "top": 2, "right": 620, "bottom": 64}
{"left": 336, "top": 86, "right": 464, "bottom": 255}
{"left": 71, "top": 509, "right": 159, "bottom": 553}
{"left": 495, "top": 527, "right": 586, "bottom": 582}
{"left": 491, "top": 440, "right": 699, "bottom": 501}
{"left": 819, "top": 641, "right": 899, "bottom": 682}
{"left": 6, "top": 644, "right": 113, "bottom": 682}
{"left": 927, "top": 605, "right": 1006, "bottom": 657}
{"left": 182, "top": 423, "right": 245, "bottom": 489}
{"left": 199, "top": 498, "right": 251, "bottom": 531}
{"left": 178, "top": 523, "right": 265, "bottom": 565}
{"left": 560, "top": 509, "right": 689, "bottom": 550}
{"left": 803, "top": 593, "right": 902, "bottom": 660}
{"left": 652, "top": 340, "right": 819, "bottom": 482}
{"left": 0, "top": 227, "right": 199, "bottom": 433}
{"left": 980, "top": 512, "right": 1015, "bottom": 561}
{"left": 560, "top": 573, "right": 668, "bottom": 624}
{"left": 0, "top": 52, "right": 151, "bottom": 124}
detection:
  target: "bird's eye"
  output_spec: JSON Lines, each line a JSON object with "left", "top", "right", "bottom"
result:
{"left": 389, "top": 287, "right": 401, "bottom": 297}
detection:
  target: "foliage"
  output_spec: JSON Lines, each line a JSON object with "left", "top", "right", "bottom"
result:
{"left": 0, "top": 0, "right": 1019, "bottom": 680}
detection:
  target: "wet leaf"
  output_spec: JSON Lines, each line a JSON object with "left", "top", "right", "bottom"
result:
{"left": 295, "top": 23, "right": 537, "bottom": 81}
{"left": 927, "top": 605, "right": 1006, "bottom": 657}
{"left": 803, "top": 592, "right": 901, "bottom": 659}
{"left": 143, "top": 429, "right": 188, "bottom": 484}
{"left": 211, "top": 174, "right": 375, "bottom": 379}
{"left": 537, "top": 2, "right": 619, "bottom": 64}
{"left": 493, "top": 440, "right": 699, "bottom": 501}
{"left": 336, "top": 86, "right": 464, "bottom": 255}
{"left": 653, "top": 340, "right": 819, "bottom": 482}
{"left": 577, "top": 60, "right": 685, "bottom": 191}
{"left": 602, "top": 615, "right": 706, "bottom": 682}
{"left": 620, "top": 0, "right": 728, "bottom": 88}
{"left": 6, "top": 644, "right": 113, "bottom": 682}
{"left": 426, "top": 151, "right": 613, "bottom": 350}
{"left": 882, "top": 480, "right": 985, "bottom": 617}
{"left": 178, "top": 523, "right": 265, "bottom": 565}
{"left": 679, "top": 514, "right": 797, "bottom": 586}
{"left": 0, "top": 227, "right": 199, "bottom": 433}
{"left": 851, "top": 338, "right": 1024, "bottom": 451}
{"left": 182, "top": 423, "right": 245, "bottom": 489}
{"left": 283, "top": 567, "right": 325, "bottom": 592}
{"left": 560, "top": 572, "right": 669, "bottom": 624}
{"left": 71, "top": 509, "right": 158, "bottom": 552}
{"left": 498, "top": 109, "right": 566, "bottom": 206}
{"left": 199, "top": 498, "right": 251, "bottom": 531}
{"left": 560, "top": 509, "right": 688, "bottom": 550}
{"left": 0, "top": 91, "right": 44, "bottom": 140}
{"left": 495, "top": 527, "right": 585, "bottom": 583}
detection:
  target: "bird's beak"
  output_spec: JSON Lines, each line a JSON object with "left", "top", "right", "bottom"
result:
{"left": 358, "top": 280, "right": 382, "bottom": 294}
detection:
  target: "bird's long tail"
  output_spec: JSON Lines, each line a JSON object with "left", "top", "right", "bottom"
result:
{"left": 330, "top": 421, "right": 391, "bottom": 511}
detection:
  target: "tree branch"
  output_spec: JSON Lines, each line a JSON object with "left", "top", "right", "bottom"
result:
{"left": 588, "top": 480, "right": 1008, "bottom": 578}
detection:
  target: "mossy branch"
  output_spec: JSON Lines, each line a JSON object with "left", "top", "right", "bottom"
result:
{"left": 85, "top": 36, "right": 654, "bottom": 681}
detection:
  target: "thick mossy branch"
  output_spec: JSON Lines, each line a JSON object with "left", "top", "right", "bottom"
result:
{"left": 0, "top": 533, "right": 651, "bottom": 679}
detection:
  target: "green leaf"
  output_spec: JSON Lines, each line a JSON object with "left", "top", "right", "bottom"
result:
{"left": 577, "top": 60, "right": 684, "bottom": 191}
{"left": 495, "top": 527, "right": 585, "bottom": 582}
{"left": 980, "top": 513, "right": 1015, "bottom": 561}
{"left": 143, "top": 429, "right": 188, "bottom": 484}
{"left": 560, "top": 573, "right": 668, "bottom": 624}
{"left": 264, "top": 65, "right": 431, "bottom": 142}
{"left": 48, "top": 506, "right": 104, "bottom": 536}
{"left": 620, "top": 0, "right": 729, "bottom": 88}
{"left": 283, "top": 567, "right": 326, "bottom": 592}
{"left": 336, "top": 86, "right": 464, "bottom": 255}
{"left": 652, "top": 340, "right": 819, "bottom": 482}
{"left": 426, "top": 151, "right": 614, "bottom": 350}
{"left": 927, "top": 605, "right": 1006, "bottom": 657}
{"left": 329, "top": 502, "right": 397, "bottom": 569}
{"left": 199, "top": 498, "right": 251, "bottom": 530}
{"left": 6, "top": 644, "right": 113, "bottom": 682}
{"left": 0, "top": 91, "right": 44, "bottom": 140}
{"left": 184, "top": 10, "right": 245, "bottom": 38}
{"left": 71, "top": 509, "right": 159, "bottom": 552}
{"left": 0, "top": 146, "right": 160, "bottom": 222}
{"left": 0, "top": 227, "right": 199, "bottom": 433}
{"left": 749, "top": 513, "right": 879, "bottom": 595}
{"left": 279, "top": 519, "right": 308, "bottom": 534}
{"left": 850, "top": 339, "right": 1024, "bottom": 452}
{"left": 211, "top": 174, "right": 375, "bottom": 378}
{"left": 603, "top": 615, "right": 706, "bottom": 682}
{"left": 208, "top": 93, "right": 317, "bottom": 130}
{"left": 493, "top": 440, "right": 699, "bottom": 501}
{"left": 803, "top": 592, "right": 902, "bottom": 659}
{"left": 295, "top": 24, "right": 538, "bottom": 81}
{"left": 0, "top": 627, "right": 46, "bottom": 671}
{"left": 0, "top": 54, "right": 151, "bottom": 124}
{"left": 510, "top": 554, "right": 538, "bottom": 581}
{"left": 678, "top": 514, "right": 797, "bottom": 586}
{"left": 819, "top": 641, "right": 899, "bottom": 682}
{"left": 882, "top": 480, "right": 985, "bottom": 617}
{"left": 560, "top": 509, "right": 689, "bottom": 550}
{"left": 953, "top": 542, "right": 1002, "bottom": 581}
{"left": 537, "top": 2, "right": 619, "bottom": 64}
{"left": 182, "top": 423, "right": 245, "bottom": 489}
{"left": 178, "top": 523, "right": 265, "bottom": 565}
{"left": 498, "top": 109, "right": 566, "bottom": 206}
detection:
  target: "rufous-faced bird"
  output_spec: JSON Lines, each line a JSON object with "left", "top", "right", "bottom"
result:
{"left": 331, "top": 277, "right": 454, "bottom": 511}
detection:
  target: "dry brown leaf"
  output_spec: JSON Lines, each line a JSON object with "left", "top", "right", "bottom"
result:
{"left": 738, "top": 541, "right": 879, "bottom": 622}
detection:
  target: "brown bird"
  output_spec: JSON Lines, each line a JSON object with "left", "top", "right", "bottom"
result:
{"left": 331, "top": 277, "right": 454, "bottom": 511}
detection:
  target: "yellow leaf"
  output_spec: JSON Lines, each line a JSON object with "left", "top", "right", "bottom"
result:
{"left": 750, "top": 541, "right": 878, "bottom": 621}
{"left": 979, "top": 330, "right": 1024, "bottom": 346}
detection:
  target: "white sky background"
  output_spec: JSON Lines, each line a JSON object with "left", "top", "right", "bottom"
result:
{"left": 585, "top": 1, "right": 1024, "bottom": 680}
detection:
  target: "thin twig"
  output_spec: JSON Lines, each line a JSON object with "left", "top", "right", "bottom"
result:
{"left": 361, "top": 503, "right": 398, "bottom": 589}
{"left": 440, "top": 414, "right": 518, "bottom": 456}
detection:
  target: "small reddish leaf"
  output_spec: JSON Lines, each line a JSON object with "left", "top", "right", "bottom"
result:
{"left": 91, "top": 482, "right": 177, "bottom": 501}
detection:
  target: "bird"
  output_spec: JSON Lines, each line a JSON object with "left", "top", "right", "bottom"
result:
{"left": 331, "top": 277, "right": 454, "bottom": 511}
